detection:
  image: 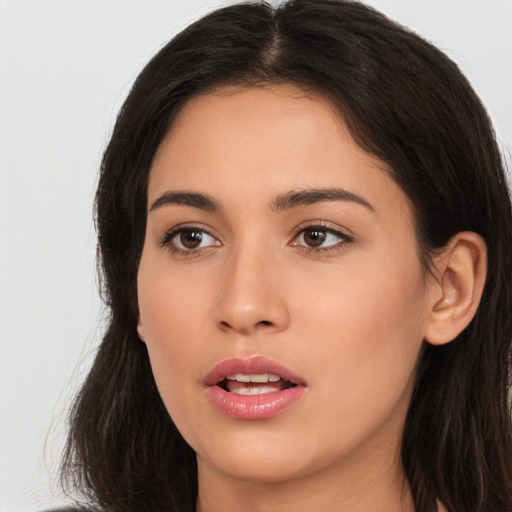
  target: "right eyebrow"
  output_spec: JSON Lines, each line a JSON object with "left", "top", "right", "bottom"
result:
{"left": 149, "top": 191, "right": 221, "bottom": 213}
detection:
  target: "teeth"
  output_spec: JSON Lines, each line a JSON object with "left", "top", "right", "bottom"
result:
{"left": 226, "top": 373, "right": 281, "bottom": 383}
{"left": 230, "top": 385, "right": 280, "bottom": 395}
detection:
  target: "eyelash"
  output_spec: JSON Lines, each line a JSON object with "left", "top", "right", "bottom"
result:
{"left": 290, "top": 222, "right": 354, "bottom": 255}
{"left": 159, "top": 224, "right": 219, "bottom": 257}
{"left": 159, "top": 222, "right": 354, "bottom": 257}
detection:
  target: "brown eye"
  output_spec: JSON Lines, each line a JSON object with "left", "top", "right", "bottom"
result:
{"left": 167, "top": 228, "right": 220, "bottom": 252}
{"left": 293, "top": 226, "right": 350, "bottom": 250}
{"left": 302, "top": 229, "right": 327, "bottom": 247}
{"left": 179, "top": 230, "right": 204, "bottom": 249}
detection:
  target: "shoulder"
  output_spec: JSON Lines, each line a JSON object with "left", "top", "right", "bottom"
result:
{"left": 41, "top": 508, "right": 101, "bottom": 512}
{"left": 42, "top": 509, "right": 81, "bottom": 512}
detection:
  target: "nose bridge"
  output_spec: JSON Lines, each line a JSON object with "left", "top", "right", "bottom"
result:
{"left": 214, "top": 239, "right": 289, "bottom": 335}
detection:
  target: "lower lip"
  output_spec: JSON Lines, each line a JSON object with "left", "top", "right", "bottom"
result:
{"left": 206, "top": 385, "right": 306, "bottom": 420}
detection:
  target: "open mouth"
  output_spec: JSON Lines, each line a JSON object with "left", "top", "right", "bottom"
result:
{"left": 218, "top": 373, "right": 298, "bottom": 395}
{"left": 205, "top": 357, "right": 306, "bottom": 419}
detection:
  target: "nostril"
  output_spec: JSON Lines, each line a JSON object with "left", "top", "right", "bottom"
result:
{"left": 217, "top": 318, "right": 275, "bottom": 334}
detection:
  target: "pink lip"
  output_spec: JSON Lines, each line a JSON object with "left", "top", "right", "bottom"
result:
{"left": 204, "top": 356, "right": 307, "bottom": 420}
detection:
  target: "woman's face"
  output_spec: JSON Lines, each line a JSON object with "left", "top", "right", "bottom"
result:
{"left": 137, "top": 85, "right": 434, "bottom": 485}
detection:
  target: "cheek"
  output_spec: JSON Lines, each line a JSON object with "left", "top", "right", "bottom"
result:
{"left": 137, "top": 246, "right": 214, "bottom": 345}
{"left": 280, "top": 259, "right": 427, "bottom": 464}
{"left": 297, "top": 251, "right": 427, "bottom": 410}
{"left": 137, "top": 256, "right": 213, "bottom": 420}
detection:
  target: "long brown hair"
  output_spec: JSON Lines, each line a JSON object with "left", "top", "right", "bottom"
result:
{"left": 62, "top": 2, "right": 512, "bottom": 511}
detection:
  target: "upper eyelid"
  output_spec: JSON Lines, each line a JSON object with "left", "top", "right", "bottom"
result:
{"left": 158, "top": 223, "right": 220, "bottom": 248}
{"left": 162, "top": 222, "right": 219, "bottom": 237}
{"left": 293, "top": 220, "right": 354, "bottom": 239}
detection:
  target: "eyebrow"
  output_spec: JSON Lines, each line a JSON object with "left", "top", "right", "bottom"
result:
{"left": 149, "top": 191, "right": 221, "bottom": 212}
{"left": 271, "top": 188, "right": 376, "bottom": 213}
{"left": 148, "top": 187, "right": 376, "bottom": 215}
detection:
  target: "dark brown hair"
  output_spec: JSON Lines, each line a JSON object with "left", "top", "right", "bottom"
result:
{"left": 61, "top": 1, "right": 512, "bottom": 511}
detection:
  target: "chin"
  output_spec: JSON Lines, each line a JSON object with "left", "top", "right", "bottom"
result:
{"left": 191, "top": 421, "right": 330, "bottom": 484}
{"left": 202, "top": 449, "right": 312, "bottom": 484}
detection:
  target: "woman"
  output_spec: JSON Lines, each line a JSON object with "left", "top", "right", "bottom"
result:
{"left": 60, "top": 1, "right": 512, "bottom": 511}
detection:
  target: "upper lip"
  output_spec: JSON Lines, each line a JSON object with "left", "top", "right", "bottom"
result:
{"left": 204, "top": 356, "right": 306, "bottom": 387}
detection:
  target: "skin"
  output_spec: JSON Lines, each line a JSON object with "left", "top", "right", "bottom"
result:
{"left": 137, "top": 85, "right": 456, "bottom": 512}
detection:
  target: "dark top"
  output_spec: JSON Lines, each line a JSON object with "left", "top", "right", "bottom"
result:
{"left": 43, "top": 508, "right": 98, "bottom": 512}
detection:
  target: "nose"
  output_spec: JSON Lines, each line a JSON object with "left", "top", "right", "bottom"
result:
{"left": 213, "top": 249, "right": 290, "bottom": 336}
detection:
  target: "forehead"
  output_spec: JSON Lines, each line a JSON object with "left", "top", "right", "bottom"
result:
{"left": 155, "top": 84, "right": 350, "bottom": 170}
{"left": 148, "top": 85, "right": 410, "bottom": 223}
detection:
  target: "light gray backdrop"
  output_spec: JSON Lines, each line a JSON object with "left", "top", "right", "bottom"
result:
{"left": 1, "top": 1, "right": 511, "bottom": 511}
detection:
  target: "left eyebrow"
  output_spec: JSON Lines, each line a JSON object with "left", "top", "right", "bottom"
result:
{"left": 271, "top": 188, "right": 376, "bottom": 213}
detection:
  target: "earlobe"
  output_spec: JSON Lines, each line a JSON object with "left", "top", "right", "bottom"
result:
{"left": 137, "top": 317, "right": 146, "bottom": 342}
{"left": 424, "top": 232, "right": 487, "bottom": 346}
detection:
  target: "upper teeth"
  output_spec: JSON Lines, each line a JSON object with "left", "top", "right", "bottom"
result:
{"left": 226, "top": 373, "right": 281, "bottom": 383}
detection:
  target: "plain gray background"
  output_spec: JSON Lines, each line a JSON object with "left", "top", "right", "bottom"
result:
{"left": 1, "top": 1, "right": 511, "bottom": 510}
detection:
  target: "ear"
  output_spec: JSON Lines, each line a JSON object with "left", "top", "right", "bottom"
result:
{"left": 137, "top": 316, "right": 146, "bottom": 342}
{"left": 424, "top": 232, "right": 487, "bottom": 346}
